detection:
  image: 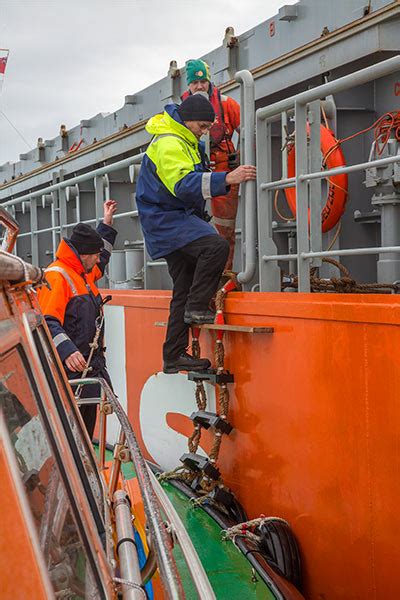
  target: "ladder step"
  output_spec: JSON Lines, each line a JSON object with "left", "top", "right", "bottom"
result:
{"left": 199, "top": 323, "right": 274, "bottom": 333}
{"left": 188, "top": 369, "right": 234, "bottom": 384}
{"left": 190, "top": 410, "right": 233, "bottom": 435}
{"left": 180, "top": 453, "right": 220, "bottom": 480}
{"left": 154, "top": 321, "right": 274, "bottom": 333}
{"left": 208, "top": 485, "right": 236, "bottom": 507}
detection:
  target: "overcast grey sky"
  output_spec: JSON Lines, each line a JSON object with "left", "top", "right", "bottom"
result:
{"left": 0, "top": 0, "right": 296, "bottom": 166}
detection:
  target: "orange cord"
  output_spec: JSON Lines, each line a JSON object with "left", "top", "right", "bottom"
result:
{"left": 322, "top": 110, "right": 400, "bottom": 166}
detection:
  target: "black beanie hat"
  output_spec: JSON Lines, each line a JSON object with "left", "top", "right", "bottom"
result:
{"left": 69, "top": 223, "right": 104, "bottom": 255}
{"left": 178, "top": 94, "right": 215, "bottom": 122}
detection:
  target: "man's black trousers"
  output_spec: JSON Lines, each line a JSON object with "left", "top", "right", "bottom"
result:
{"left": 163, "top": 234, "right": 229, "bottom": 361}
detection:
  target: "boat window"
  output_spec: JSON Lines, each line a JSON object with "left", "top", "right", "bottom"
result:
{"left": 0, "top": 346, "right": 105, "bottom": 600}
{"left": 32, "top": 326, "right": 106, "bottom": 533}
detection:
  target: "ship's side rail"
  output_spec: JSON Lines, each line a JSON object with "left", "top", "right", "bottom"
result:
{"left": 255, "top": 54, "right": 400, "bottom": 292}
{"left": 70, "top": 377, "right": 216, "bottom": 600}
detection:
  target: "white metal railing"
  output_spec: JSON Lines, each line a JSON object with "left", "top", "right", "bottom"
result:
{"left": 255, "top": 55, "right": 400, "bottom": 292}
{"left": 1, "top": 154, "right": 143, "bottom": 267}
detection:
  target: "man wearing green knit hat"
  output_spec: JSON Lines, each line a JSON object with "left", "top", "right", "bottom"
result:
{"left": 182, "top": 59, "right": 241, "bottom": 272}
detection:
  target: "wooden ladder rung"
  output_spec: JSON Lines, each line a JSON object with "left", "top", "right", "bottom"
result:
{"left": 154, "top": 321, "right": 273, "bottom": 333}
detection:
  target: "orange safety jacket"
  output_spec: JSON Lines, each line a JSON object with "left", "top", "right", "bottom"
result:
{"left": 38, "top": 222, "right": 116, "bottom": 366}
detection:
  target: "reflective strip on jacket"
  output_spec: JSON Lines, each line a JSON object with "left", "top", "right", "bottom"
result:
{"left": 38, "top": 222, "right": 117, "bottom": 363}
{"left": 135, "top": 103, "right": 228, "bottom": 260}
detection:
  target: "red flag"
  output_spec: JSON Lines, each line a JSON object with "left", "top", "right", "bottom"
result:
{"left": 0, "top": 51, "right": 9, "bottom": 76}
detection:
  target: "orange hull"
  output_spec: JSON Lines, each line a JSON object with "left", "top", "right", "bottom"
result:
{"left": 106, "top": 289, "right": 400, "bottom": 599}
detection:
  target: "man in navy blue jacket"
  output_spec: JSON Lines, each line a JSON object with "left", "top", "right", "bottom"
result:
{"left": 136, "top": 94, "right": 256, "bottom": 374}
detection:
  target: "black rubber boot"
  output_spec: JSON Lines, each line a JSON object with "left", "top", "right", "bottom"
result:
{"left": 184, "top": 309, "right": 216, "bottom": 325}
{"left": 163, "top": 352, "right": 211, "bottom": 374}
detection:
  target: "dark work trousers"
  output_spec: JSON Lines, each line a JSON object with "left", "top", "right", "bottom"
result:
{"left": 66, "top": 361, "right": 112, "bottom": 440}
{"left": 163, "top": 234, "right": 229, "bottom": 361}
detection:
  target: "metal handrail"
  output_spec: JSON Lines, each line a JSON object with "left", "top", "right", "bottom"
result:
{"left": 2, "top": 153, "right": 144, "bottom": 208}
{"left": 255, "top": 54, "right": 400, "bottom": 292}
{"left": 260, "top": 153, "right": 400, "bottom": 191}
{"left": 70, "top": 377, "right": 215, "bottom": 600}
{"left": 235, "top": 70, "right": 257, "bottom": 287}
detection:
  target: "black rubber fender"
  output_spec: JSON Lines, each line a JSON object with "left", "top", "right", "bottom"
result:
{"left": 257, "top": 519, "right": 302, "bottom": 590}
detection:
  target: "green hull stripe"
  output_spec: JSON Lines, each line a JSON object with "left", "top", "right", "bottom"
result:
{"left": 96, "top": 447, "right": 276, "bottom": 598}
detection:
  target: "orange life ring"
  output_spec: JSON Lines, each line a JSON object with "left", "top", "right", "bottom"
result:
{"left": 284, "top": 125, "right": 348, "bottom": 233}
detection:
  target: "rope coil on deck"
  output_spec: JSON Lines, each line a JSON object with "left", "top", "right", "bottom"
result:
{"left": 282, "top": 257, "right": 399, "bottom": 293}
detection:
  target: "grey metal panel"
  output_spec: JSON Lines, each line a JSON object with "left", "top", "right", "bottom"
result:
{"left": 0, "top": 128, "right": 149, "bottom": 200}
{"left": 0, "top": 0, "right": 398, "bottom": 185}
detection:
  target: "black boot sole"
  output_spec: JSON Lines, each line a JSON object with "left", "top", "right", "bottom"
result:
{"left": 163, "top": 364, "right": 210, "bottom": 375}
{"left": 183, "top": 317, "right": 215, "bottom": 325}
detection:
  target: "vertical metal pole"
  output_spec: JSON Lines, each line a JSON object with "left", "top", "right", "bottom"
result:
{"left": 30, "top": 197, "right": 39, "bottom": 266}
{"left": 294, "top": 101, "right": 311, "bottom": 292}
{"left": 50, "top": 201, "right": 57, "bottom": 259}
{"left": 113, "top": 490, "right": 143, "bottom": 599}
{"left": 75, "top": 185, "right": 81, "bottom": 223}
{"left": 58, "top": 171, "right": 68, "bottom": 239}
{"left": 99, "top": 389, "right": 107, "bottom": 471}
{"left": 288, "top": 232, "right": 297, "bottom": 275}
{"left": 309, "top": 99, "right": 322, "bottom": 268}
{"left": 256, "top": 116, "right": 281, "bottom": 291}
{"left": 94, "top": 175, "right": 105, "bottom": 226}
{"left": 236, "top": 70, "right": 257, "bottom": 287}
{"left": 281, "top": 111, "right": 288, "bottom": 180}
{"left": 51, "top": 173, "right": 60, "bottom": 258}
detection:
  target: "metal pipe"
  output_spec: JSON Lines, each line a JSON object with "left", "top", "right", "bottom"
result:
{"left": 235, "top": 69, "right": 256, "bottom": 285}
{"left": 0, "top": 249, "right": 43, "bottom": 282}
{"left": 113, "top": 490, "right": 144, "bottom": 600}
{"left": 302, "top": 246, "right": 400, "bottom": 259}
{"left": 260, "top": 153, "right": 400, "bottom": 193}
{"left": 99, "top": 389, "right": 107, "bottom": 471}
{"left": 256, "top": 56, "right": 400, "bottom": 122}
{"left": 16, "top": 211, "right": 135, "bottom": 241}
{"left": 299, "top": 153, "right": 400, "bottom": 182}
{"left": 2, "top": 153, "right": 144, "bottom": 207}
{"left": 262, "top": 245, "right": 400, "bottom": 261}
{"left": 260, "top": 177, "right": 296, "bottom": 191}
{"left": 113, "top": 210, "right": 139, "bottom": 219}
{"left": 294, "top": 100, "right": 311, "bottom": 292}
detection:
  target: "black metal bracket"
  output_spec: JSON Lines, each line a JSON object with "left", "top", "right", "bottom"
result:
{"left": 208, "top": 485, "right": 236, "bottom": 507}
{"left": 180, "top": 452, "right": 220, "bottom": 480}
{"left": 188, "top": 369, "right": 234, "bottom": 384}
{"left": 190, "top": 410, "right": 233, "bottom": 435}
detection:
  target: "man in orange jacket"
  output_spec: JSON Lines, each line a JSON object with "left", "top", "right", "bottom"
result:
{"left": 38, "top": 200, "right": 117, "bottom": 438}
{"left": 182, "top": 59, "right": 240, "bottom": 271}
